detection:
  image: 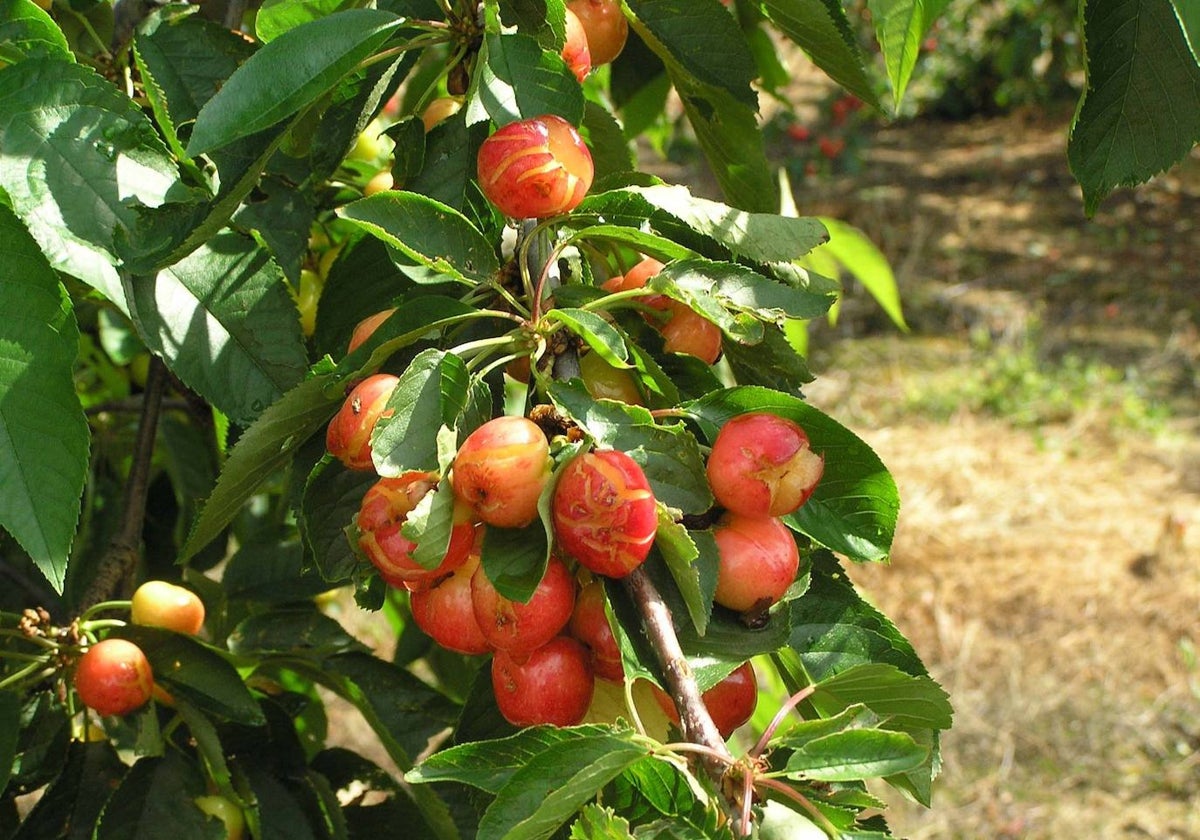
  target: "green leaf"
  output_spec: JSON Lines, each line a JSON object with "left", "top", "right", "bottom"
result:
{"left": 543, "top": 308, "right": 630, "bottom": 364}
{"left": 0, "top": 206, "right": 88, "bottom": 594}
{"left": 866, "top": 0, "right": 948, "bottom": 107}
{"left": 549, "top": 381, "right": 712, "bottom": 515}
{"left": 653, "top": 515, "right": 717, "bottom": 636}
{"left": 124, "top": 231, "right": 308, "bottom": 425}
{"left": 1173, "top": 0, "right": 1200, "bottom": 61}
{"left": 625, "top": 0, "right": 758, "bottom": 109}
{"left": 187, "top": 9, "right": 405, "bottom": 155}
{"left": 655, "top": 257, "right": 835, "bottom": 323}
{"left": 634, "top": 185, "right": 829, "bottom": 264}
{"left": 468, "top": 30, "right": 585, "bottom": 127}
{"left": 256, "top": 0, "right": 354, "bottom": 41}
{"left": 114, "top": 626, "right": 265, "bottom": 725}
{"left": 760, "top": 0, "right": 881, "bottom": 110}
{"left": 0, "top": 58, "right": 178, "bottom": 310}
{"left": 371, "top": 350, "right": 472, "bottom": 475}
{"left": 582, "top": 100, "right": 637, "bottom": 180}
{"left": 1068, "top": 0, "right": 1200, "bottom": 215}
{"left": 480, "top": 517, "right": 552, "bottom": 603}
{"left": 684, "top": 388, "right": 898, "bottom": 562}
{"left": 811, "top": 663, "right": 953, "bottom": 731}
{"left": 570, "top": 805, "right": 635, "bottom": 839}
{"left": 811, "top": 217, "right": 906, "bottom": 330}
{"left": 401, "top": 470, "right": 462, "bottom": 569}
{"left": 0, "top": 0, "right": 72, "bottom": 61}
{"left": 301, "top": 456, "right": 377, "bottom": 583}
{"left": 478, "top": 731, "right": 648, "bottom": 840}
{"left": 784, "top": 728, "right": 928, "bottom": 782}
{"left": 95, "top": 753, "right": 222, "bottom": 840}
{"left": 228, "top": 608, "right": 366, "bottom": 658}
{"left": 407, "top": 724, "right": 619, "bottom": 793}
{"left": 16, "top": 740, "right": 129, "bottom": 840}
{"left": 222, "top": 536, "right": 336, "bottom": 603}
{"left": 180, "top": 372, "right": 343, "bottom": 561}
{"left": 721, "top": 325, "right": 814, "bottom": 391}
{"left": 341, "top": 191, "right": 502, "bottom": 286}
{"left": 407, "top": 115, "right": 492, "bottom": 211}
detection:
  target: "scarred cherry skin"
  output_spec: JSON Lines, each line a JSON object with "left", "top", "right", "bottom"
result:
{"left": 712, "top": 513, "right": 800, "bottom": 614}
{"left": 492, "top": 636, "right": 595, "bottom": 726}
{"left": 451, "top": 416, "right": 551, "bottom": 529}
{"left": 653, "top": 661, "right": 757, "bottom": 738}
{"left": 567, "top": 0, "right": 629, "bottom": 66}
{"left": 477, "top": 115, "right": 594, "bottom": 219}
{"left": 357, "top": 472, "right": 475, "bottom": 591}
{"left": 410, "top": 555, "right": 492, "bottom": 655}
{"left": 706, "top": 412, "right": 824, "bottom": 518}
{"left": 471, "top": 556, "right": 576, "bottom": 655}
{"left": 552, "top": 450, "right": 657, "bottom": 578}
{"left": 325, "top": 374, "right": 399, "bottom": 471}
{"left": 74, "top": 638, "right": 154, "bottom": 717}
{"left": 562, "top": 8, "right": 593, "bottom": 82}
{"left": 568, "top": 580, "right": 623, "bottom": 681}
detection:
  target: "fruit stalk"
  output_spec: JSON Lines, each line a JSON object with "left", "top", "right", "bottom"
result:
{"left": 80, "top": 356, "right": 169, "bottom": 611}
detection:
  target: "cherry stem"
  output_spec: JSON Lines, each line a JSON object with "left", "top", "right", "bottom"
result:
{"left": 750, "top": 684, "right": 817, "bottom": 759}
{"left": 754, "top": 777, "right": 843, "bottom": 836}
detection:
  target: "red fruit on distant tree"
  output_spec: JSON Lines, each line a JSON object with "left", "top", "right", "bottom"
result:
{"left": 653, "top": 661, "right": 758, "bottom": 738}
{"left": 451, "top": 416, "right": 551, "bottom": 529}
{"left": 552, "top": 449, "right": 658, "bottom": 578}
{"left": 712, "top": 513, "right": 799, "bottom": 614}
{"left": 477, "top": 115, "right": 594, "bottom": 219}
{"left": 471, "top": 556, "right": 576, "bottom": 654}
{"left": 492, "top": 636, "right": 595, "bottom": 727}
{"left": 325, "top": 374, "right": 399, "bottom": 471}
{"left": 566, "top": 0, "right": 628, "bottom": 66}
{"left": 818, "top": 136, "right": 846, "bottom": 160}
{"left": 706, "top": 412, "right": 824, "bottom": 518}
{"left": 357, "top": 472, "right": 475, "bottom": 591}
{"left": 562, "top": 8, "right": 592, "bottom": 82}
{"left": 568, "top": 581, "right": 623, "bottom": 681}
{"left": 74, "top": 638, "right": 154, "bottom": 717}
{"left": 130, "top": 581, "right": 205, "bottom": 636}
{"left": 787, "top": 124, "right": 810, "bottom": 142}
{"left": 410, "top": 555, "right": 492, "bottom": 655}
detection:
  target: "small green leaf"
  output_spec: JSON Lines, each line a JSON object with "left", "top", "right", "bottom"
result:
{"left": 228, "top": 608, "right": 366, "bottom": 658}
{"left": 480, "top": 518, "right": 552, "bottom": 603}
{"left": 341, "top": 191, "right": 502, "bottom": 286}
{"left": 811, "top": 663, "right": 953, "bottom": 731}
{"left": 371, "top": 350, "right": 472, "bottom": 475}
{"left": 469, "top": 30, "right": 585, "bottom": 126}
{"left": 401, "top": 471, "right": 461, "bottom": 570}
{"left": 187, "top": 9, "right": 406, "bottom": 155}
{"left": 180, "top": 372, "right": 343, "bottom": 561}
{"left": 1068, "top": 0, "right": 1200, "bottom": 215}
{"left": 0, "top": 206, "right": 88, "bottom": 593}
{"left": 653, "top": 514, "right": 717, "bottom": 636}
{"left": 810, "top": 217, "right": 906, "bottom": 330}
{"left": 722, "top": 326, "right": 814, "bottom": 391}
{"left": 478, "top": 731, "right": 648, "bottom": 840}
{"left": 256, "top": 0, "right": 353, "bottom": 41}
{"left": 783, "top": 727, "right": 928, "bottom": 782}
{"left": 570, "top": 804, "right": 635, "bottom": 839}
{"left": 866, "top": 0, "right": 948, "bottom": 107}
{"left": 95, "top": 753, "right": 222, "bottom": 840}
{"left": 300, "top": 455, "right": 377, "bottom": 583}
{"left": 655, "top": 257, "right": 835, "bottom": 323}
{"left": 543, "top": 309, "right": 629, "bottom": 364}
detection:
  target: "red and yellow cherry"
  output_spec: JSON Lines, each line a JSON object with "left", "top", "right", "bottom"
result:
{"left": 421, "top": 96, "right": 463, "bottom": 132}
{"left": 562, "top": 8, "right": 592, "bottom": 82}
{"left": 130, "top": 581, "right": 205, "bottom": 636}
{"left": 194, "top": 795, "right": 246, "bottom": 840}
{"left": 325, "top": 373, "right": 399, "bottom": 471}
{"left": 74, "top": 638, "right": 154, "bottom": 717}
{"left": 451, "top": 416, "right": 551, "bottom": 529}
{"left": 653, "top": 661, "right": 758, "bottom": 739}
{"left": 712, "top": 513, "right": 799, "bottom": 614}
{"left": 477, "top": 115, "right": 594, "bottom": 219}
{"left": 552, "top": 449, "right": 657, "bottom": 578}
{"left": 347, "top": 308, "right": 397, "bottom": 354}
{"left": 566, "top": 0, "right": 629, "bottom": 66}
{"left": 660, "top": 302, "right": 722, "bottom": 364}
{"left": 600, "top": 256, "right": 667, "bottom": 306}
{"left": 492, "top": 636, "right": 595, "bottom": 727}
{"left": 410, "top": 555, "right": 492, "bottom": 655}
{"left": 568, "top": 581, "right": 623, "bottom": 681}
{"left": 363, "top": 169, "right": 394, "bottom": 196}
{"left": 357, "top": 473, "right": 475, "bottom": 591}
{"left": 471, "top": 556, "right": 576, "bottom": 655}
{"left": 706, "top": 412, "right": 824, "bottom": 518}
{"left": 578, "top": 351, "right": 642, "bottom": 405}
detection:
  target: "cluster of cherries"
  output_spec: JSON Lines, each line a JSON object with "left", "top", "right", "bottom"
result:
{"left": 327, "top": 368, "right": 824, "bottom": 732}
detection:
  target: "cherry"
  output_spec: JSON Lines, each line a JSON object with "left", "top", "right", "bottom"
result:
{"left": 562, "top": 8, "right": 592, "bottom": 82}
{"left": 568, "top": 581, "right": 623, "bottom": 681}
{"left": 578, "top": 351, "right": 642, "bottom": 405}
{"left": 712, "top": 513, "right": 799, "bottom": 615}
{"left": 347, "top": 308, "right": 397, "bottom": 354}
{"left": 566, "top": 0, "right": 629, "bottom": 66}
{"left": 410, "top": 554, "right": 492, "bottom": 655}
{"left": 421, "top": 96, "right": 462, "bottom": 132}
{"left": 74, "top": 638, "right": 154, "bottom": 717}
{"left": 357, "top": 472, "right": 475, "bottom": 591}
{"left": 653, "top": 661, "right": 758, "bottom": 739}
{"left": 706, "top": 412, "right": 824, "bottom": 518}
{"left": 194, "top": 795, "right": 246, "bottom": 840}
{"left": 660, "top": 302, "right": 722, "bottom": 364}
{"left": 325, "top": 373, "right": 399, "bottom": 471}
{"left": 476, "top": 115, "right": 594, "bottom": 219}
{"left": 130, "top": 581, "right": 205, "bottom": 636}
{"left": 471, "top": 556, "right": 576, "bottom": 655}
{"left": 451, "top": 416, "right": 551, "bottom": 529}
{"left": 492, "top": 636, "right": 595, "bottom": 727}
{"left": 552, "top": 449, "right": 657, "bottom": 578}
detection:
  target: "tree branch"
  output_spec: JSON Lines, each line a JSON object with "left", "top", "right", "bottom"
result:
{"left": 80, "top": 356, "right": 169, "bottom": 611}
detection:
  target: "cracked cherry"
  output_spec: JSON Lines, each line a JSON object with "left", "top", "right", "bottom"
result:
{"left": 477, "top": 115, "right": 593, "bottom": 219}
{"left": 410, "top": 554, "right": 491, "bottom": 655}
{"left": 451, "top": 416, "right": 551, "bottom": 529}
{"left": 706, "top": 412, "right": 824, "bottom": 518}
{"left": 568, "top": 581, "right": 623, "bottom": 681}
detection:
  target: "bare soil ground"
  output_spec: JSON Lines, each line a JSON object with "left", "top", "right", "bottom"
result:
{"left": 791, "top": 108, "right": 1200, "bottom": 838}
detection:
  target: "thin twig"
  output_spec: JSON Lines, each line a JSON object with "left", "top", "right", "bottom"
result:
{"left": 79, "top": 357, "right": 169, "bottom": 611}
